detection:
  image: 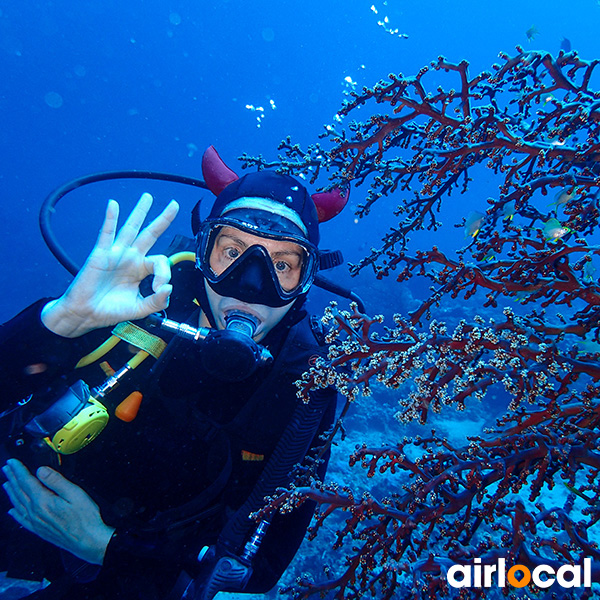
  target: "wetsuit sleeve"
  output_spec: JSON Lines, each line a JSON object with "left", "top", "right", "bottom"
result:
{"left": 0, "top": 299, "right": 100, "bottom": 405}
{"left": 244, "top": 385, "right": 338, "bottom": 593}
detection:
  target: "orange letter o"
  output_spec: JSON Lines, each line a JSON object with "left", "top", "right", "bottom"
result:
{"left": 507, "top": 565, "right": 531, "bottom": 588}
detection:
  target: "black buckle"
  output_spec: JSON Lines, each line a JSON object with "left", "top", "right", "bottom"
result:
{"left": 319, "top": 249, "right": 344, "bottom": 270}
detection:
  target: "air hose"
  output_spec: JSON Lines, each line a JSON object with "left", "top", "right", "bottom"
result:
{"left": 38, "top": 170, "right": 365, "bottom": 309}
{"left": 39, "top": 170, "right": 209, "bottom": 275}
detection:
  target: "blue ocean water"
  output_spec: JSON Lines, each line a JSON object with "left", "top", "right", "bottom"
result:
{"left": 0, "top": 1, "right": 599, "bottom": 597}
{"left": 0, "top": 0, "right": 596, "bottom": 320}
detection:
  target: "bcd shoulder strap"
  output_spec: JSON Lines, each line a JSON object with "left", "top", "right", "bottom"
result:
{"left": 217, "top": 315, "right": 333, "bottom": 557}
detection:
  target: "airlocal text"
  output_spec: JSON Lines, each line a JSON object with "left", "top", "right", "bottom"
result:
{"left": 447, "top": 558, "right": 592, "bottom": 589}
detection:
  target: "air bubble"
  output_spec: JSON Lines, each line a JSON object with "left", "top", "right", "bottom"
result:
{"left": 44, "top": 92, "right": 63, "bottom": 108}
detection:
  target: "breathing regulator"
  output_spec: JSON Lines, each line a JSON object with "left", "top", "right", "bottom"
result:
{"left": 22, "top": 311, "right": 272, "bottom": 455}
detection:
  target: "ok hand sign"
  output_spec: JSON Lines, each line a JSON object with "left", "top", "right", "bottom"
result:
{"left": 42, "top": 193, "right": 179, "bottom": 338}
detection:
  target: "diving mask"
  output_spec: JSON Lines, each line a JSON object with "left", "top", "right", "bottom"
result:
{"left": 195, "top": 219, "right": 319, "bottom": 308}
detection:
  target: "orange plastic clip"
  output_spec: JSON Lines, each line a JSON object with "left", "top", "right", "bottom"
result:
{"left": 241, "top": 449, "right": 265, "bottom": 462}
{"left": 115, "top": 391, "right": 143, "bottom": 422}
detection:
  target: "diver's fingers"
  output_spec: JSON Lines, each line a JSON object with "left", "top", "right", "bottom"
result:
{"left": 95, "top": 200, "right": 119, "bottom": 250}
{"left": 145, "top": 254, "right": 172, "bottom": 293}
{"left": 3, "top": 479, "right": 27, "bottom": 514}
{"left": 2, "top": 460, "right": 34, "bottom": 509}
{"left": 7, "top": 506, "right": 30, "bottom": 528}
{"left": 5, "top": 507, "right": 57, "bottom": 540}
{"left": 140, "top": 284, "right": 173, "bottom": 315}
{"left": 8, "top": 503, "right": 67, "bottom": 543}
{"left": 114, "top": 192, "right": 154, "bottom": 248}
{"left": 3, "top": 463, "right": 75, "bottom": 538}
{"left": 2, "top": 460, "right": 42, "bottom": 514}
{"left": 7, "top": 498, "right": 65, "bottom": 538}
{"left": 133, "top": 200, "right": 179, "bottom": 255}
{"left": 2, "top": 460, "right": 46, "bottom": 506}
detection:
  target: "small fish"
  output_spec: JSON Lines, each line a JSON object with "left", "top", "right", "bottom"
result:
{"left": 563, "top": 482, "right": 595, "bottom": 504}
{"left": 560, "top": 37, "right": 571, "bottom": 52}
{"left": 543, "top": 218, "right": 571, "bottom": 241}
{"left": 549, "top": 137, "right": 566, "bottom": 146}
{"left": 512, "top": 290, "right": 532, "bottom": 303}
{"left": 551, "top": 187, "right": 576, "bottom": 206}
{"left": 464, "top": 211, "right": 485, "bottom": 238}
{"left": 582, "top": 256, "right": 596, "bottom": 283}
{"left": 526, "top": 25, "right": 539, "bottom": 42}
{"left": 502, "top": 201, "right": 516, "bottom": 221}
{"left": 575, "top": 338, "right": 600, "bottom": 357}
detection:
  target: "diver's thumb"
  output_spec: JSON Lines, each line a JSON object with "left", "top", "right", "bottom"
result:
{"left": 37, "top": 467, "right": 84, "bottom": 502}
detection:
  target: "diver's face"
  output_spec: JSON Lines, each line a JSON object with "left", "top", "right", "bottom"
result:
{"left": 210, "top": 227, "right": 304, "bottom": 292}
{"left": 201, "top": 227, "right": 305, "bottom": 341}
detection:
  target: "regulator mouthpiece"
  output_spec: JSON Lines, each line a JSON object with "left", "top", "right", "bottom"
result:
{"left": 148, "top": 313, "right": 272, "bottom": 382}
{"left": 201, "top": 311, "right": 272, "bottom": 382}
{"left": 224, "top": 311, "right": 259, "bottom": 337}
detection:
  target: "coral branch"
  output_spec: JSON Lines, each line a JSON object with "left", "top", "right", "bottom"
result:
{"left": 248, "top": 48, "right": 600, "bottom": 599}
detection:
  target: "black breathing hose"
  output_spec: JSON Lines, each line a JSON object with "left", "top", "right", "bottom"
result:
{"left": 313, "top": 273, "right": 365, "bottom": 313}
{"left": 39, "top": 170, "right": 209, "bottom": 275}
{"left": 38, "top": 170, "right": 365, "bottom": 310}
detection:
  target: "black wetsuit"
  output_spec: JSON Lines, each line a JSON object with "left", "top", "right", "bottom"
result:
{"left": 0, "top": 263, "right": 336, "bottom": 600}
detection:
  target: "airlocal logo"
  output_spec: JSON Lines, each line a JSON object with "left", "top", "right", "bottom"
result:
{"left": 447, "top": 558, "right": 592, "bottom": 589}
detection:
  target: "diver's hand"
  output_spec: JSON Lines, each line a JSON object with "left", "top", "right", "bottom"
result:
{"left": 2, "top": 459, "right": 115, "bottom": 565}
{"left": 41, "top": 193, "right": 180, "bottom": 337}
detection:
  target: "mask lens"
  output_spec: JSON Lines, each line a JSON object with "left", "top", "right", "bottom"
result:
{"left": 196, "top": 221, "right": 317, "bottom": 302}
{"left": 210, "top": 225, "right": 307, "bottom": 291}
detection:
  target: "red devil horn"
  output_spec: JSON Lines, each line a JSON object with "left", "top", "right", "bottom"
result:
{"left": 312, "top": 188, "right": 350, "bottom": 223}
{"left": 202, "top": 145, "right": 239, "bottom": 196}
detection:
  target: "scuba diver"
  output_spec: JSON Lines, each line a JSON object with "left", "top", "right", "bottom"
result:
{"left": 0, "top": 146, "right": 349, "bottom": 599}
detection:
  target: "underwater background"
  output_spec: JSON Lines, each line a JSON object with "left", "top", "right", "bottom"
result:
{"left": 1, "top": 0, "right": 599, "bottom": 598}
{"left": 0, "top": 0, "right": 596, "bottom": 321}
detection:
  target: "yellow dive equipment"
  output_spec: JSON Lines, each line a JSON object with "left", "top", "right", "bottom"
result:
{"left": 22, "top": 252, "right": 197, "bottom": 455}
{"left": 24, "top": 380, "right": 111, "bottom": 455}
{"left": 50, "top": 398, "right": 108, "bottom": 454}
{"left": 24, "top": 322, "right": 167, "bottom": 455}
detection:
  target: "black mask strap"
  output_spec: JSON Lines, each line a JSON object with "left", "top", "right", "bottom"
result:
{"left": 195, "top": 274, "right": 219, "bottom": 328}
{"left": 191, "top": 198, "right": 204, "bottom": 236}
